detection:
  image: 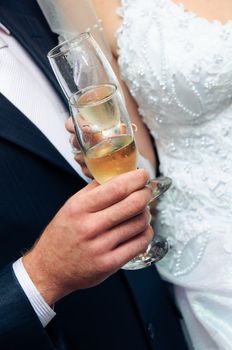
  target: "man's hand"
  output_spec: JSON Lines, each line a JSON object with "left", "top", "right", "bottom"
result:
{"left": 23, "top": 169, "right": 153, "bottom": 305}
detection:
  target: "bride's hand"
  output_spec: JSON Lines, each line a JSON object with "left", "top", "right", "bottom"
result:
{"left": 65, "top": 117, "right": 94, "bottom": 179}
{"left": 65, "top": 118, "right": 138, "bottom": 180}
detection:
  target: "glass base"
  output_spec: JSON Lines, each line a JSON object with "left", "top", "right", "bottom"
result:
{"left": 122, "top": 238, "right": 169, "bottom": 270}
{"left": 148, "top": 176, "right": 172, "bottom": 201}
{"left": 122, "top": 176, "right": 171, "bottom": 270}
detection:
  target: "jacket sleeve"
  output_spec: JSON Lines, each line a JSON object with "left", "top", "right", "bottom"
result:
{"left": 0, "top": 264, "right": 59, "bottom": 350}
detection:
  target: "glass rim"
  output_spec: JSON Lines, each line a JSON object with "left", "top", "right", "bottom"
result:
{"left": 47, "top": 31, "right": 91, "bottom": 59}
{"left": 69, "top": 83, "right": 117, "bottom": 108}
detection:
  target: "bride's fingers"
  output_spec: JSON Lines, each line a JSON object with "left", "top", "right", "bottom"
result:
{"left": 66, "top": 118, "right": 81, "bottom": 152}
{"left": 69, "top": 134, "right": 82, "bottom": 154}
{"left": 82, "top": 167, "right": 94, "bottom": 178}
{"left": 74, "top": 153, "right": 85, "bottom": 164}
{"left": 66, "top": 118, "right": 93, "bottom": 178}
{"left": 65, "top": 117, "right": 75, "bottom": 132}
{"left": 120, "top": 123, "right": 138, "bottom": 134}
{"left": 77, "top": 163, "right": 93, "bottom": 178}
{"left": 74, "top": 153, "right": 93, "bottom": 178}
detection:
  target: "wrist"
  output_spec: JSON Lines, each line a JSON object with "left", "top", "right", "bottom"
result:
{"left": 22, "top": 250, "right": 64, "bottom": 306}
{"left": 13, "top": 258, "right": 56, "bottom": 327}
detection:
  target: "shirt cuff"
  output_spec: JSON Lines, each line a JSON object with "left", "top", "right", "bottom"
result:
{"left": 13, "top": 257, "right": 56, "bottom": 327}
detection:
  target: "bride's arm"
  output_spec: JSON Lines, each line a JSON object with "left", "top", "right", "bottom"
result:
{"left": 92, "top": 0, "right": 157, "bottom": 170}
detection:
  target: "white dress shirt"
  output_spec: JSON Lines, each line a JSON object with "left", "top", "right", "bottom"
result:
{"left": 0, "top": 24, "right": 89, "bottom": 328}
{"left": 0, "top": 22, "right": 155, "bottom": 328}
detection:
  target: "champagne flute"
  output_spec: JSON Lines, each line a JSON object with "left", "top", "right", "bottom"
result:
{"left": 48, "top": 32, "right": 172, "bottom": 198}
{"left": 69, "top": 83, "right": 171, "bottom": 270}
{"left": 48, "top": 32, "right": 171, "bottom": 269}
{"left": 47, "top": 32, "right": 118, "bottom": 97}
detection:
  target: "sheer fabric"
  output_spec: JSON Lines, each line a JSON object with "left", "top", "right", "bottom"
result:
{"left": 37, "top": 0, "right": 111, "bottom": 60}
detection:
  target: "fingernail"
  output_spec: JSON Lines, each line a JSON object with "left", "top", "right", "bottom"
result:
{"left": 72, "top": 148, "right": 82, "bottom": 155}
{"left": 147, "top": 209, "right": 152, "bottom": 224}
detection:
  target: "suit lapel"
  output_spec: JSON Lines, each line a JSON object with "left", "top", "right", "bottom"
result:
{"left": 0, "top": 94, "right": 76, "bottom": 175}
{"left": 0, "top": 1, "right": 76, "bottom": 174}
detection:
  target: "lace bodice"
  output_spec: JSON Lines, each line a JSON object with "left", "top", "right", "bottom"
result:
{"left": 117, "top": 1, "right": 232, "bottom": 348}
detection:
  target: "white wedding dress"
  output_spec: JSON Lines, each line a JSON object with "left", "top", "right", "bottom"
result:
{"left": 117, "top": 0, "right": 232, "bottom": 349}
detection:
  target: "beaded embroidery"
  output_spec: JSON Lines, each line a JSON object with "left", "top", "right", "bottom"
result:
{"left": 117, "top": 0, "right": 232, "bottom": 278}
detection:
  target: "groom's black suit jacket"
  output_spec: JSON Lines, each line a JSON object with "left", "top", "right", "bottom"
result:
{"left": 0, "top": 1, "right": 187, "bottom": 349}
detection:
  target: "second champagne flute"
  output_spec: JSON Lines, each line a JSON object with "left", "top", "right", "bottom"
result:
{"left": 69, "top": 83, "right": 171, "bottom": 270}
{"left": 48, "top": 32, "right": 172, "bottom": 200}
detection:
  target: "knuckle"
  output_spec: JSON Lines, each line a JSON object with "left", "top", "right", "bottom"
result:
{"left": 138, "top": 236, "right": 149, "bottom": 253}
{"left": 108, "top": 181, "right": 126, "bottom": 199}
{"left": 73, "top": 139, "right": 79, "bottom": 148}
{"left": 130, "top": 192, "right": 147, "bottom": 212}
{"left": 137, "top": 168, "right": 149, "bottom": 184}
{"left": 65, "top": 199, "right": 79, "bottom": 218}
{"left": 91, "top": 240, "right": 106, "bottom": 256}
{"left": 74, "top": 155, "right": 82, "bottom": 161}
{"left": 82, "top": 220, "right": 97, "bottom": 238}
{"left": 133, "top": 211, "right": 149, "bottom": 231}
{"left": 98, "top": 254, "right": 118, "bottom": 273}
{"left": 84, "top": 168, "right": 92, "bottom": 177}
{"left": 75, "top": 222, "right": 91, "bottom": 240}
{"left": 65, "top": 201, "right": 96, "bottom": 237}
{"left": 107, "top": 254, "right": 122, "bottom": 270}
{"left": 137, "top": 228, "right": 153, "bottom": 252}
{"left": 144, "top": 226, "right": 154, "bottom": 243}
{"left": 145, "top": 187, "right": 153, "bottom": 202}
{"left": 140, "top": 211, "right": 150, "bottom": 229}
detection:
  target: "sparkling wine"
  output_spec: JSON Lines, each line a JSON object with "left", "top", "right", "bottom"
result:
{"left": 77, "top": 84, "right": 120, "bottom": 134}
{"left": 84, "top": 134, "right": 137, "bottom": 184}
